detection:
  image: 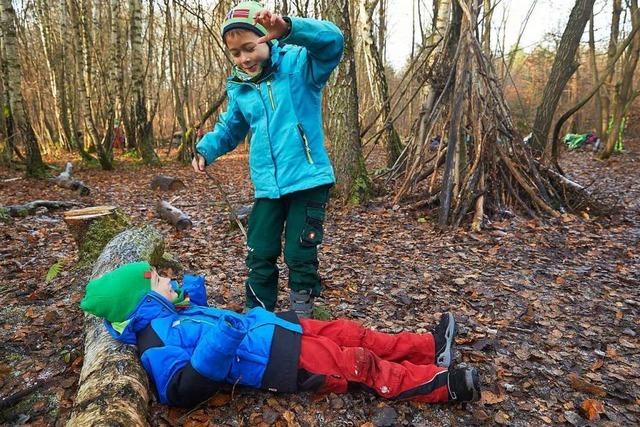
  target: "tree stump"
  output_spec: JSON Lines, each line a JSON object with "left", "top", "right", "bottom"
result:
{"left": 63, "top": 206, "right": 129, "bottom": 265}
{"left": 67, "top": 226, "right": 165, "bottom": 427}
{"left": 155, "top": 200, "right": 193, "bottom": 231}
{"left": 150, "top": 175, "right": 185, "bottom": 191}
{"left": 51, "top": 162, "right": 91, "bottom": 196}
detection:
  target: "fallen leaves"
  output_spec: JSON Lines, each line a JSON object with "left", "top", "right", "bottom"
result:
{"left": 3, "top": 144, "right": 640, "bottom": 425}
{"left": 480, "top": 390, "right": 506, "bottom": 405}
{"left": 207, "top": 393, "right": 231, "bottom": 408}
{"left": 494, "top": 410, "right": 510, "bottom": 425}
{"left": 568, "top": 373, "right": 607, "bottom": 397}
{"left": 580, "top": 399, "right": 605, "bottom": 421}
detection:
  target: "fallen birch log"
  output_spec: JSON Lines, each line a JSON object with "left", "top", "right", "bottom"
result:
{"left": 150, "top": 175, "right": 186, "bottom": 191}
{"left": 67, "top": 226, "right": 165, "bottom": 427}
{"left": 51, "top": 162, "right": 91, "bottom": 196}
{"left": 156, "top": 200, "right": 192, "bottom": 231}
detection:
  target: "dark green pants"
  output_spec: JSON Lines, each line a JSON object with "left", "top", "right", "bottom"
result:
{"left": 245, "top": 185, "right": 331, "bottom": 311}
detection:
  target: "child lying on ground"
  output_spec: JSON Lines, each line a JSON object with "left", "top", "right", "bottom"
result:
{"left": 80, "top": 262, "right": 481, "bottom": 408}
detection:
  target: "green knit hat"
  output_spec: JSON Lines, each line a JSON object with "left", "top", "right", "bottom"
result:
{"left": 221, "top": 1, "right": 268, "bottom": 39}
{"left": 80, "top": 261, "right": 153, "bottom": 323}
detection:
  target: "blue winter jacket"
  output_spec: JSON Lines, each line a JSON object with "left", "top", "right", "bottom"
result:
{"left": 196, "top": 17, "right": 344, "bottom": 199}
{"left": 105, "top": 275, "right": 303, "bottom": 407}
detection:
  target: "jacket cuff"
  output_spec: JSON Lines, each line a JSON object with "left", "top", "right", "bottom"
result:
{"left": 279, "top": 16, "right": 301, "bottom": 44}
{"left": 195, "top": 147, "right": 209, "bottom": 165}
{"left": 219, "top": 315, "right": 246, "bottom": 340}
{"left": 279, "top": 17, "right": 292, "bottom": 40}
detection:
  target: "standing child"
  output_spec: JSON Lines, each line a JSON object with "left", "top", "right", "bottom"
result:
{"left": 192, "top": 2, "right": 342, "bottom": 317}
{"left": 80, "top": 262, "right": 482, "bottom": 408}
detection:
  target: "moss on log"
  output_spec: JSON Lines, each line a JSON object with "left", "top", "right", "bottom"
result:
{"left": 63, "top": 206, "right": 130, "bottom": 267}
{"left": 0, "top": 208, "right": 10, "bottom": 223}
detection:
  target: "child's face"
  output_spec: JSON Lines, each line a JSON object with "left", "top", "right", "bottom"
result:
{"left": 225, "top": 30, "right": 270, "bottom": 76}
{"left": 150, "top": 269, "right": 178, "bottom": 302}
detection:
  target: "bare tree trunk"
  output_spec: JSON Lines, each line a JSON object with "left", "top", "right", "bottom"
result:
{"left": 167, "top": 0, "right": 189, "bottom": 162}
{"left": 602, "top": 0, "right": 622, "bottom": 136}
{"left": 62, "top": 0, "right": 84, "bottom": 158}
{"left": 359, "top": 0, "right": 402, "bottom": 167}
{"left": 568, "top": 50, "right": 581, "bottom": 133}
{"left": 130, "top": 0, "right": 159, "bottom": 165}
{"left": 0, "top": 38, "right": 17, "bottom": 164}
{"left": 378, "top": 0, "right": 386, "bottom": 63}
{"left": 323, "top": 0, "right": 371, "bottom": 203}
{"left": 530, "top": 0, "right": 595, "bottom": 155}
{"left": 439, "top": 3, "right": 471, "bottom": 227}
{"left": 600, "top": 0, "right": 640, "bottom": 160}
{"left": 588, "top": 11, "right": 603, "bottom": 138}
{"left": 415, "top": 0, "right": 452, "bottom": 148}
{"left": 551, "top": 22, "right": 639, "bottom": 167}
{"left": 482, "top": 0, "right": 492, "bottom": 55}
{"left": 67, "top": 0, "right": 113, "bottom": 170}
{"left": 0, "top": 0, "right": 47, "bottom": 177}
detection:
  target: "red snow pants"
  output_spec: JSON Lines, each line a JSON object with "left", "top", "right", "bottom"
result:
{"left": 298, "top": 318, "right": 450, "bottom": 403}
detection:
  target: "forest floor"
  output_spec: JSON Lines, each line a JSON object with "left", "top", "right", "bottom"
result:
{"left": 1, "top": 140, "right": 639, "bottom": 427}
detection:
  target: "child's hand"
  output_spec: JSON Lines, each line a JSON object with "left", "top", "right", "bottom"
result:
{"left": 191, "top": 154, "right": 206, "bottom": 174}
{"left": 254, "top": 9, "right": 290, "bottom": 44}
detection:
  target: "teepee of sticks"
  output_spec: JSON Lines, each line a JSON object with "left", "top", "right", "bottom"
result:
{"left": 388, "top": 0, "right": 601, "bottom": 230}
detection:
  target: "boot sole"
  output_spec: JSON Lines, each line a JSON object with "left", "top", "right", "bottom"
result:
{"left": 436, "top": 313, "right": 457, "bottom": 368}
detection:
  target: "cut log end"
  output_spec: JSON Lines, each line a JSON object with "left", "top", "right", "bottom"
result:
{"left": 63, "top": 206, "right": 130, "bottom": 265}
{"left": 64, "top": 206, "right": 117, "bottom": 221}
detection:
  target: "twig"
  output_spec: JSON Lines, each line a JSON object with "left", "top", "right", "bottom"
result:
{"left": 0, "top": 368, "right": 67, "bottom": 410}
{"left": 204, "top": 169, "right": 247, "bottom": 241}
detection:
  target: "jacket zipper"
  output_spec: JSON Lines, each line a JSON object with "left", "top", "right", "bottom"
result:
{"left": 231, "top": 79, "right": 280, "bottom": 193}
{"left": 266, "top": 80, "right": 276, "bottom": 110}
{"left": 256, "top": 82, "right": 279, "bottom": 187}
{"left": 297, "top": 124, "right": 314, "bottom": 164}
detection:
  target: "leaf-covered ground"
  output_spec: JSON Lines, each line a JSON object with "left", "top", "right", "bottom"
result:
{"left": 1, "top": 141, "right": 639, "bottom": 426}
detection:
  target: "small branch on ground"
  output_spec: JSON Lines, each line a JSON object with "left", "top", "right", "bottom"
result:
{"left": 156, "top": 200, "right": 193, "bottom": 231}
{"left": 50, "top": 162, "right": 90, "bottom": 196}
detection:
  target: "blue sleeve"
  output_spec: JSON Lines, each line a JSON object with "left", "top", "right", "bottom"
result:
{"left": 181, "top": 274, "right": 207, "bottom": 306}
{"left": 141, "top": 315, "right": 246, "bottom": 406}
{"left": 141, "top": 345, "right": 191, "bottom": 404}
{"left": 190, "top": 315, "right": 247, "bottom": 381}
{"left": 195, "top": 96, "right": 249, "bottom": 165}
{"left": 280, "top": 17, "right": 344, "bottom": 88}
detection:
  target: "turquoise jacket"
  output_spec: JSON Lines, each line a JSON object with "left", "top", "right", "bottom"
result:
{"left": 196, "top": 17, "right": 344, "bottom": 199}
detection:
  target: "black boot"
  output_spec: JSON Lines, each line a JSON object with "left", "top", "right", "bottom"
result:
{"left": 448, "top": 368, "right": 481, "bottom": 402}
